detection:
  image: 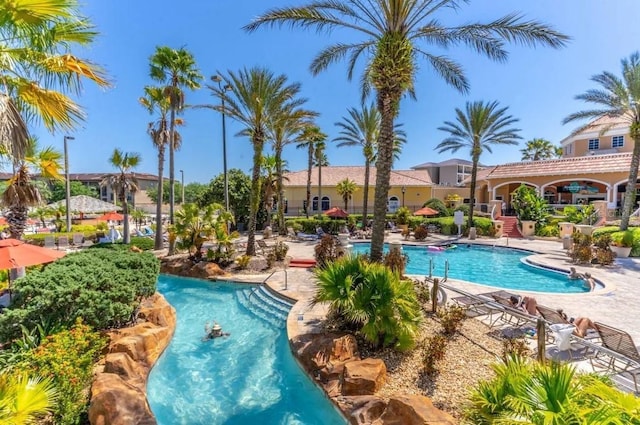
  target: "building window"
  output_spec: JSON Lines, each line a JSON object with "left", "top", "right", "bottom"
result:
{"left": 612, "top": 135, "right": 624, "bottom": 148}
{"left": 312, "top": 196, "right": 318, "bottom": 211}
{"left": 388, "top": 196, "right": 399, "bottom": 213}
{"left": 588, "top": 138, "right": 599, "bottom": 150}
{"left": 321, "top": 196, "right": 330, "bottom": 211}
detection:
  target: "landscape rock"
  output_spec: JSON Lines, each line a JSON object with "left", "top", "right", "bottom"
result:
{"left": 379, "top": 395, "right": 457, "bottom": 425}
{"left": 291, "top": 333, "right": 360, "bottom": 373}
{"left": 160, "top": 255, "right": 227, "bottom": 279}
{"left": 103, "top": 352, "right": 145, "bottom": 388}
{"left": 337, "top": 395, "right": 387, "bottom": 425}
{"left": 88, "top": 373, "right": 156, "bottom": 425}
{"left": 342, "top": 359, "right": 387, "bottom": 396}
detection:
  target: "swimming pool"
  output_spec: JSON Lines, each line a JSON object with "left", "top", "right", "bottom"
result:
{"left": 351, "top": 243, "right": 590, "bottom": 293}
{"left": 147, "top": 275, "right": 346, "bottom": 425}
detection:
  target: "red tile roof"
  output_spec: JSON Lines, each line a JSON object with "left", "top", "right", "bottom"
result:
{"left": 284, "top": 166, "right": 433, "bottom": 187}
{"left": 479, "top": 153, "right": 632, "bottom": 180}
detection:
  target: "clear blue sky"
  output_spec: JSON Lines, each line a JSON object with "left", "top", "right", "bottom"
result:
{"left": 31, "top": 0, "right": 640, "bottom": 183}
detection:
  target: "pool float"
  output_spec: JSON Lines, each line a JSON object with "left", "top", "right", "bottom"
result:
{"left": 427, "top": 246, "right": 445, "bottom": 252}
{"left": 446, "top": 244, "right": 457, "bottom": 250}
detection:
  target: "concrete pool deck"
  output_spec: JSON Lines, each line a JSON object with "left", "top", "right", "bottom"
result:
{"left": 236, "top": 233, "right": 640, "bottom": 344}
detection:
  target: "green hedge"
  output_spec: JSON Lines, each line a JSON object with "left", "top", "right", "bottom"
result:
{"left": 0, "top": 248, "right": 159, "bottom": 342}
{"left": 91, "top": 237, "right": 155, "bottom": 251}
{"left": 593, "top": 226, "right": 640, "bottom": 257}
{"left": 410, "top": 216, "right": 494, "bottom": 236}
{"left": 285, "top": 218, "right": 347, "bottom": 234}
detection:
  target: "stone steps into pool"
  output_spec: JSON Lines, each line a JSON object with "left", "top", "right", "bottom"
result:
{"left": 236, "top": 285, "right": 293, "bottom": 329}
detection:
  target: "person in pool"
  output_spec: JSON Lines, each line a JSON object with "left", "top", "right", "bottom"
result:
{"left": 204, "top": 322, "right": 230, "bottom": 340}
{"left": 567, "top": 267, "right": 585, "bottom": 280}
{"left": 582, "top": 273, "right": 596, "bottom": 291}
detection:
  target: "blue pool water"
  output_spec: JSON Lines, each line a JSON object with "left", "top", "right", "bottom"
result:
{"left": 147, "top": 275, "right": 346, "bottom": 425}
{"left": 351, "top": 243, "right": 590, "bottom": 293}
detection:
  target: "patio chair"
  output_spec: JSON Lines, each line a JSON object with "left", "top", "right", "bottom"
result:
{"left": 590, "top": 322, "right": 640, "bottom": 392}
{"left": 72, "top": 233, "right": 84, "bottom": 246}
{"left": 57, "top": 235, "right": 69, "bottom": 251}
{"left": 44, "top": 235, "right": 56, "bottom": 249}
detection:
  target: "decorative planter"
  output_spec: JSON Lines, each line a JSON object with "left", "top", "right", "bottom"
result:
{"left": 398, "top": 224, "right": 409, "bottom": 232}
{"left": 521, "top": 220, "right": 536, "bottom": 237}
{"left": 558, "top": 222, "right": 574, "bottom": 238}
{"left": 575, "top": 225, "right": 594, "bottom": 236}
{"left": 338, "top": 233, "right": 350, "bottom": 246}
{"left": 611, "top": 245, "right": 632, "bottom": 258}
{"left": 493, "top": 220, "right": 504, "bottom": 238}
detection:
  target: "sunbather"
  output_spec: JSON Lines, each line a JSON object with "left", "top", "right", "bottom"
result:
{"left": 557, "top": 309, "right": 595, "bottom": 338}
{"left": 509, "top": 295, "right": 538, "bottom": 315}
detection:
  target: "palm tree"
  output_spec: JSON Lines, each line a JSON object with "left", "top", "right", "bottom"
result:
{"left": 101, "top": 149, "right": 141, "bottom": 245}
{"left": 268, "top": 107, "right": 317, "bottom": 234}
{"left": 1, "top": 138, "right": 63, "bottom": 239}
{"left": 314, "top": 141, "right": 327, "bottom": 215}
{"left": 296, "top": 125, "right": 327, "bottom": 218}
{"left": 140, "top": 86, "right": 172, "bottom": 250}
{"left": 334, "top": 103, "right": 406, "bottom": 225}
{"left": 520, "top": 138, "right": 557, "bottom": 161}
{"left": 336, "top": 178, "right": 358, "bottom": 212}
{"left": 0, "top": 373, "right": 57, "bottom": 424}
{"left": 0, "top": 0, "right": 109, "bottom": 160}
{"left": 261, "top": 155, "right": 278, "bottom": 228}
{"left": 246, "top": 0, "right": 568, "bottom": 261}
{"left": 564, "top": 52, "right": 640, "bottom": 230}
{"left": 149, "top": 46, "right": 202, "bottom": 239}
{"left": 210, "top": 68, "right": 304, "bottom": 256}
{"left": 436, "top": 101, "right": 521, "bottom": 229}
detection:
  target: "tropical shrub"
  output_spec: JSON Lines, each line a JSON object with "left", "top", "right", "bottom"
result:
{"left": 593, "top": 233, "right": 615, "bottom": 265}
{"left": 273, "top": 240, "right": 289, "bottom": 261}
{"left": 511, "top": 184, "right": 550, "bottom": 228}
{"left": 569, "top": 232, "right": 593, "bottom": 264}
{"left": 394, "top": 206, "right": 411, "bottom": 225}
{"left": 285, "top": 218, "right": 346, "bottom": 234}
{"left": 383, "top": 249, "right": 408, "bottom": 276}
{"left": 174, "top": 203, "right": 236, "bottom": 261}
{"left": 17, "top": 321, "right": 107, "bottom": 425}
{"left": 536, "top": 224, "right": 560, "bottom": 237}
{"left": 422, "top": 334, "right": 448, "bottom": 376}
{"left": 0, "top": 249, "right": 159, "bottom": 342}
{"left": 465, "top": 355, "right": 640, "bottom": 425}
{"left": 501, "top": 337, "right": 530, "bottom": 362}
{"left": 595, "top": 226, "right": 640, "bottom": 257}
{"left": 413, "top": 225, "right": 429, "bottom": 241}
{"left": 235, "top": 255, "right": 251, "bottom": 270}
{"left": 314, "top": 256, "right": 422, "bottom": 351}
{"left": 423, "top": 198, "right": 449, "bottom": 216}
{"left": 454, "top": 204, "right": 470, "bottom": 215}
{"left": 0, "top": 373, "right": 57, "bottom": 424}
{"left": 314, "top": 234, "right": 342, "bottom": 269}
{"left": 437, "top": 304, "right": 467, "bottom": 336}
{"left": 130, "top": 236, "right": 154, "bottom": 251}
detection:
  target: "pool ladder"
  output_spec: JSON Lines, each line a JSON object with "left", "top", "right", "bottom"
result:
{"left": 425, "top": 258, "right": 449, "bottom": 283}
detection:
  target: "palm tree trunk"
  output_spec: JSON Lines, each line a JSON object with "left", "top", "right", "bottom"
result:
{"left": 246, "top": 140, "right": 264, "bottom": 256}
{"left": 306, "top": 143, "right": 312, "bottom": 218}
{"left": 318, "top": 163, "right": 322, "bottom": 216}
{"left": 276, "top": 145, "right": 286, "bottom": 235}
{"left": 363, "top": 158, "right": 371, "bottom": 228}
{"left": 468, "top": 153, "right": 479, "bottom": 230}
{"left": 154, "top": 146, "right": 165, "bottom": 250}
{"left": 168, "top": 106, "right": 176, "bottom": 254}
{"left": 370, "top": 92, "right": 396, "bottom": 262}
{"left": 620, "top": 132, "right": 640, "bottom": 230}
{"left": 122, "top": 190, "right": 130, "bottom": 244}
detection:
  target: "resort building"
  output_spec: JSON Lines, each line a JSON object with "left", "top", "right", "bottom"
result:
{"left": 67, "top": 173, "right": 161, "bottom": 213}
{"left": 561, "top": 115, "right": 633, "bottom": 158}
{"left": 411, "top": 158, "right": 480, "bottom": 186}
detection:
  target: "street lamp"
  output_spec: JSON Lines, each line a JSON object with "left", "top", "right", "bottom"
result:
{"left": 211, "top": 75, "right": 232, "bottom": 212}
{"left": 63, "top": 135, "right": 75, "bottom": 232}
{"left": 179, "top": 169, "right": 185, "bottom": 205}
{"left": 401, "top": 186, "right": 406, "bottom": 207}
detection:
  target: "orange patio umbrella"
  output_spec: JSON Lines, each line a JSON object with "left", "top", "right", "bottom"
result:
{"left": 98, "top": 211, "right": 124, "bottom": 221}
{"left": 0, "top": 239, "right": 65, "bottom": 270}
{"left": 324, "top": 207, "right": 349, "bottom": 219}
{"left": 413, "top": 206, "right": 439, "bottom": 216}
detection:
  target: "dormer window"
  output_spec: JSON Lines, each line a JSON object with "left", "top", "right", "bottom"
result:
{"left": 612, "top": 135, "right": 624, "bottom": 148}
{"left": 588, "top": 138, "right": 599, "bottom": 150}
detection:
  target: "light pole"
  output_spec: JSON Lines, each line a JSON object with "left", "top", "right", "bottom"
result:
{"left": 211, "top": 75, "right": 232, "bottom": 213}
{"left": 179, "top": 169, "right": 185, "bottom": 205}
{"left": 401, "top": 186, "right": 406, "bottom": 208}
{"left": 63, "top": 135, "right": 75, "bottom": 232}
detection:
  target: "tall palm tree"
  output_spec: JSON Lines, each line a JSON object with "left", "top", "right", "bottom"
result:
{"left": 261, "top": 154, "right": 279, "bottom": 228}
{"left": 267, "top": 106, "right": 317, "bottom": 234}
{"left": 314, "top": 141, "right": 327, "bottom": 215}
{"left": 436, "top": 101, "right": 521, "bottom": 229}
{"left": 139, "top": 86, "right": 173, "bottom": 250}
{"left": 564, "top": 52, "right": 640, "bottom": 230}
{"left": 0, "top": 0, "right": 109, "bottom": 159}
{"left": 520, "top": 138, "right": 556, "bottom": 161}
{"left": 296, "top": 125, "right": 327, "bottom": 218}
{"left": 246, "top": 0, "right": 568, "bottom": 261}
{"left": 210, "top": 68, "right": 304, "bottom": 256}
{"left": 1, "top": 138, "right": 63, "bottom": 239}
{"left": 149, "top": 46, "right": 202, "bottom": 240}
{"left": 336, "top": 178, "right": 358, "bottom": 212}
{"left": 100, "top": 149, "right": 141, "bottom": 245}
{"left": 334, "top": 103, "right": 406, "bottom": 225}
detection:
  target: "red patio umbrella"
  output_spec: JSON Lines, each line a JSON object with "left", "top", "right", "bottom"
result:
{"left": 98, "top": 211, "right": 124, "bottom": 221}
{"left": 324, "top": 207, "right": 349, "bottom": 219}
{"left": 413, "top": 206, "right": 439, "bottom": 216}
{"left": 0, "top": 239, "right": 65, "bottom": 270}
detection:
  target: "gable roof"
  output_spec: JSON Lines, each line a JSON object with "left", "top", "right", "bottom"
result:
{"left": 284, "top": 166, "right": 433, "bottom": 187}
{"left": 476, "top": 153, "right": 632, "bottom": 180}
{"left": 412, "top": 158, "right": 475, "bottom": 169}
{"left": 561, "top": 115, "right": 630, "bottom": 145}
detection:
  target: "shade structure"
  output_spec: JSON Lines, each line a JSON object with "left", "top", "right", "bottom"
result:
{"left": 0, "top": 239, "right": 65, "bottom": 270}
{"left": 324, "top": 207, "right": 349, "bottom": 219}
{"left": 98, "top": 211, "right": 124, "bottom": 221}
{"left": 413, "top": 206, "right": 439, "bottom": 216}
{"left": 47, "top": 195, "right": 121, "bottom": 214}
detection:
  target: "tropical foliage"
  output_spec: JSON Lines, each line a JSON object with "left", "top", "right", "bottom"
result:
{"left": 297, "top": 125, "right": 327, "bottom": 218}
{"left": 247, "top": 0, "right": 568, "bottom": 261}
{"left": 174, "top": 203, "right": 236, "bottom": 262}
{"left": 564, "top": 51, "right": 640, "bottom": 231}
{"left": 520, "top": 137, "right": 559, "bottom": 161}
{"left": 313, "top": 255, "right": 422, "bottom": 351}
{"left": 336, "top": 178, "right": 358, "bottom": 212}
{"left": 0, "top": 372, "right": 57, "bottom": 425}
{"left": 510, "top": 184, "right": 550, "bottom": 229}
{"left": 100, "top": 149, "right": 141, "bottom": 244}
{"left": 436, "top": 101, "right": 521, "bottom": 229}
{"left": 465, "top": 355, "right": 640, "bottom": 425}
{"left": 198, "top": 169, "right": 252, "bottom": 228}
{"left": 48, "top": 181, "right": 98, "bottom": 203}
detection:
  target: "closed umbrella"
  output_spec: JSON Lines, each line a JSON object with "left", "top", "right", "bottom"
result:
{"left": 413, "top": 206, "right": 439, "bottom": 216}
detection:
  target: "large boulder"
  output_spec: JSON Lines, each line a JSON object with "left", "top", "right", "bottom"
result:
{"left": 108, "top": 324, "right": 172, "bottom": 365}
{"left": 160, "top": 256, "right": 227, "bottom": 279}
{"left": 379, "top": 395, "right": 456, "bottom": 425}
{"left": 88, "top": 374, "right": 156, "bottom": 425}
{"left": 291, "top": 333, "right": 360, "bottom": 373}
{"left": 138, "top": 293, "right": 176, "bottom": 329}
{"left": 337, "top": 395, "right": 388, "bottom": 425}
{"left": 103, "top": 353, "right": 146, "bottom": 389}
{"left": 342, "top": 359, "right": 386, "bottom": 396}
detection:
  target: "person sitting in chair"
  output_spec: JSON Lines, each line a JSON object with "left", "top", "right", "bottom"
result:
{"left": 509, "top": 295, "right": 538, "bottom": 315}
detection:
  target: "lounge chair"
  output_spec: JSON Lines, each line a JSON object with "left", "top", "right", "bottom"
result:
{"left": 57, "top": 235, "right": 69, "bottom": 251}
{"left": 537, "top": 304, "right": 599, "bottom": 341}
{"left": 590, "top": 322, "right": 640, "bottom": 392}
{"left": 44, "top": 235, "right": 56, "bottom": 250}
{"left": 491, "top": 294, "right": 537, "bottom": 328}
{"left": 72, "top": 233, "right": 84, "bottom": 246}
